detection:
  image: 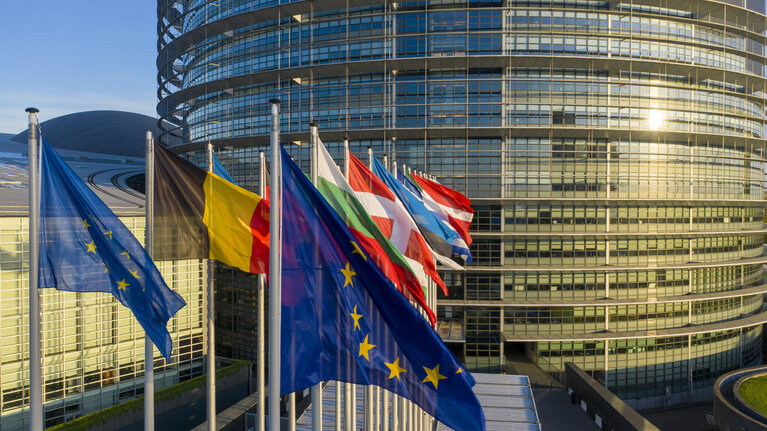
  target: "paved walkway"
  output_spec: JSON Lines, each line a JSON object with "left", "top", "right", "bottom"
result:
{"left": 532, "top": 388, "right": 600, "bottom": 431}
{"left": 640, "top": 403, "right": 716, "bottom": 431}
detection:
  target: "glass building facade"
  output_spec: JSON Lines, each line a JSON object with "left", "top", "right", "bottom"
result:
{"left": 0, "top": 216, "right": 205, "bottom": 430}
{"left": 158, "top": 0, "right": 767, "bottom": 408}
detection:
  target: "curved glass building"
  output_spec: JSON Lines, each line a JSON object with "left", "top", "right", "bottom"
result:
{"left": 158, "top": 0, "right": 767, "bottom": 407}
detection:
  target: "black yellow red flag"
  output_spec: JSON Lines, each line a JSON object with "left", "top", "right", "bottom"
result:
{"left": 153, "top": 142, "right": 269, "bottom": 273}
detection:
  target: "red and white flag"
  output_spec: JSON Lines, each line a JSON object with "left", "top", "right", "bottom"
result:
{"left": 348, "top": 152, "right": 448, "bottom": 295}
{"left": 412, "top": 174, "right": 474, "bottom": 246}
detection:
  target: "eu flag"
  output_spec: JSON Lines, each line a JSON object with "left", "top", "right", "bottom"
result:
{"left": 279, "top": 147, "right": 485, "bottom": 431}
{"left": 38, "top": 136, "right": 186, "bottom": 360}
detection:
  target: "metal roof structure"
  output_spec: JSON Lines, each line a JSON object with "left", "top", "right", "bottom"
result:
{"left": 0, "top": 134, "right": 145, "bottom": 217}
{"left": 295, "top": 374, "right": 541, "bottom": 431}
{"left": 11, "top": 111, "right": 179, "bottom": 158}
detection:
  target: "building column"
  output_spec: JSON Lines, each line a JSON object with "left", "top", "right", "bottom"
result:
{"left": 604, "top": 340, "right": 609, "bottom": 390}
{"left": 499, "top": 307, "right": 505, "bottom": 372}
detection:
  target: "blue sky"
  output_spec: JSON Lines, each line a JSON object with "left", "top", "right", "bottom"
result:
{"left": 0, "top": 1, "right": 157, "bottom": 133}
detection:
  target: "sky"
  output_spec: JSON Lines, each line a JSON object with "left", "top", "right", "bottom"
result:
{"left": 0, "top": 1, "right": 158, "bottom": 133}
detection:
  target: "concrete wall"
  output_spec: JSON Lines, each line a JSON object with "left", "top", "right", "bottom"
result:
{"left": 58, "top": 363, "right": 250, "bottom": 431}
{"left": 714, "top": 365, "right": 767, "bottom": 431}
{"left": 564, "top": 362, "right": 660, "bottom": 431}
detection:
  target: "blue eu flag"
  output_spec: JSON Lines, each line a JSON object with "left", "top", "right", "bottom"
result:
{"left": 38, "top": 136, "right": 186, "bottom": 360}
{"left": 279, "top": 147, "right": 485, "bottom": 431}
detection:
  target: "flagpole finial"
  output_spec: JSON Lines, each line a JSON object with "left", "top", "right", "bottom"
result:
{"left": 25, "top": 107, "right": 39, "bottom": 114}
{"left": 309, "top": 122, "right": 318, "bottom": 128}
{"left": 269, "top": 98, "right": 281, "bottom": 104}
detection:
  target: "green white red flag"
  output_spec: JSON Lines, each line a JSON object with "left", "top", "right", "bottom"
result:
{"left": 315, "top": 139, "right": 437, "bottom": 326}
{"left": 346, "top": 151, "right": 449, "bottom": 296}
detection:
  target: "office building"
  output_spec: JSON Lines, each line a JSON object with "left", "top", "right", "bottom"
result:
{"left": 157, "top": 0, "right": 767, "bottom": 408}
{"left": 0, "top": 112, "right": 204, "bottom": 429}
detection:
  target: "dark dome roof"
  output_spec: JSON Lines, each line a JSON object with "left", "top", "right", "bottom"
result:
{"left": 12, "top": 110, "right": 179, "bottom": 158}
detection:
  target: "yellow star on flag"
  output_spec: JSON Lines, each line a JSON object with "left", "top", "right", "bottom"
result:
{"left": 456, "top": 368, "right": 464, "bottom": 374}
{"left": 121, "top": 251, "right": 130, "bottom": 260}
{"left": 358, "top": 334, "right": 376, "bottom": 361}
{"left": 350, "top": 305, "right": 362, "bottom": 331}
{"left": 103, "top": 231, "right": 113, "bottom": 240}
{"left": 104, "top": 263, "right": 109, "bottom": 273}
{"left": 117, "top": 279, "right": 130, "bottom": 291}
{"left": 385, "top": 357, "right": 407, "bottom": 380}
{"left": 85, "top": 241, "right": 97, "bottom": 254}
{"left": 341, "top": 262, "right": 357, "bottom": 288}
{"left": 129, "top": 270, "right": 141, "bottom": 279}
{"left": 351, "top": 241, "right": 367, "bottom": 261}
{"left": 82, "top": 218, "right": 91, "bottom": 228}
{"left": 422, "top": 364, "right": 447, "bottom": 389}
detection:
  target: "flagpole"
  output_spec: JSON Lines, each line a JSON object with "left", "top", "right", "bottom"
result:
{"left": 258, "top": 150, "right": 266, "bottom": 431}
{"left": 363, "top": 144, "right": 374, "bottom": 431}
{"left": 205, "top": 143, "right": 216, "bottom": 431}
{"left": 366, "top": 145, "right": 382, "bottom": 431}
{"left": 309, "top": 123, "right": 322, "bottom": 431}
{"left": 335, "top": 140, "right": 345, "bottom": 431}
{"left": 379, "top": 152, "right": 397, "bottom": 431}
{"left": 268, "top": 99, "right": 282, "bottom": 431}
{"left": 343, "top": 137, "right": 353, "bottom": 431}
{"left": 26, "top": 107, "right": 43, "bottom": 431}
{"left": 390, "top": 138, "right": 397, "bottom": 176}
{"left": 144, "top": 131, "right": 155, "bottom": 431}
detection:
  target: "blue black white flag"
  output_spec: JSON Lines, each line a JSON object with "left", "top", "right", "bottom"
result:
{"left": 371, "top": 157, "right": 472, "bottom": 266}
{"left": 38, "top": 136, "right": 186, "bottom": 360}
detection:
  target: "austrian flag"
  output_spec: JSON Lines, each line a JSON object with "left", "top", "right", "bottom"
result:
{"left": 411, "top": 173, "right": 474, "bottom": 246}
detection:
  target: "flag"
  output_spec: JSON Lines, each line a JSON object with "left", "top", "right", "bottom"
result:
{"left": 152, "top": 142, "right": 269, "bottom": 274}
{"left": 372, "top": 158, "right": 472, "bottom": 266}
{"left": 38, "top": 137, "right": 185, "bottom": 360}
{"left": 347, "top": 152, "right": 448, "bottom": 295}
{"left": 396, "top": 169, "right": 474, "bottom": 253}
{"left": 314, "top": 139, "right": 436, "bottom": 326}
{"left": 211, "top": 150, "right": 236, "bottom": 185}
{"left": 279, "top": 146, "right": 485, "bottom": 431}
{"left": 412, "top": 173, "right": 474, "bottom": 246}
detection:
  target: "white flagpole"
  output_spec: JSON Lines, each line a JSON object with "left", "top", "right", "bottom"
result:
{"left": 289, "top": 392, "right": 296, "bottom": 431}
{"left": 382, "top": 391, "right": 389, "bottom": 431}
{"left": 258, "top": 150, "right": 267, "bottom": 431}
{"left": 343, "top": 137, "right": 353, "bottom": 431}
{"left": 380, "top": 153, "right": 398, "bottom": 431}
{"left": 26, "top": 107, "right": 42, "bottom": 431}
{"left": 309, "top": 123, "right": 322, "bottom": 431}
{"left": 335, "top": 382, "right": 341, "bottom": 431}
{"left": 363, "top": 143, "right": 375, "bottom": 431}
{"left": 374, "top": 387, "right": 380, "bottom": 431}
{"left": 205, "top": 143, "right": 216, "bottom": 431}
{"left": 365, "top": 385, "right": 373, "bottom": 430}
{"left": 336, "top": 137, "right": 348, "bottom": 431}
{"left": 268, "top": 99, "right": 282, "bottom": 431}
{"left": 144, "top": 131, "right": 156, "bottom": 431}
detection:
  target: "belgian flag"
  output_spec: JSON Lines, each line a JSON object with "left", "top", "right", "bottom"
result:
{"left": 152, "top": 142, "right": 269, "bottom": 273}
